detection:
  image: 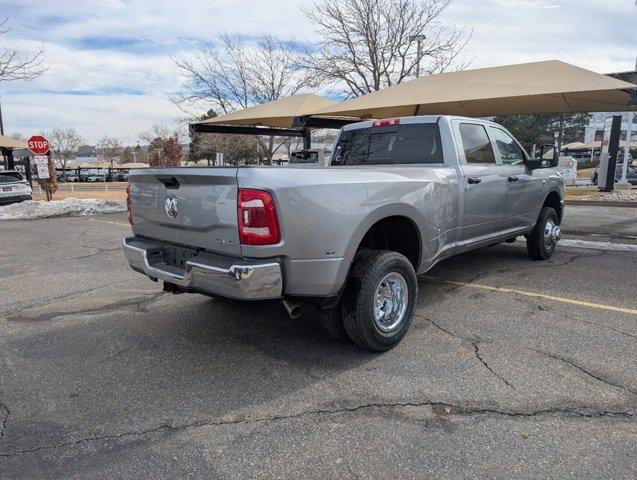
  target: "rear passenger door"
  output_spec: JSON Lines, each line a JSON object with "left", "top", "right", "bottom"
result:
{"left": 455, "top": 122, "right": 508, "bottom": 241}
{"left": 488, "top": 126, "right": 542, "bottom": 229}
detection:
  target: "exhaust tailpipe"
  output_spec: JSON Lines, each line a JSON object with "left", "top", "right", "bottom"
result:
{"left": 282, "top": 300, "right": 303, "bottom": 319}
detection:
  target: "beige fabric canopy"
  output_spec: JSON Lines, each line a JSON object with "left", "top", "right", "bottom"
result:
{"left": 562, "top": 141, "right": 585, "bottom": 149}
{"left": 578, "top": 140, "right": 630, "bottom": 150}
{"left": 311, "top": 60, "right": 637, "bottom": 119}
{"left": 196, "top": 93, "right": 337, "bottom": 128}
{"left": 0, "top": 134, "right": 27, "bottom": 149}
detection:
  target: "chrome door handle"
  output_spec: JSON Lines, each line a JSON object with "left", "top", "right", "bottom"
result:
{"left": 467, "top": 177, "right": 481, "bottom": 184}
{"left": 508, "top": 176, "right": 518, "bottom": 182}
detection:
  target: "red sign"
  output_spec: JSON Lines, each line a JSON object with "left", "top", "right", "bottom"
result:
{"left": 27, "top": 135, "right": 50, "bottom": 155}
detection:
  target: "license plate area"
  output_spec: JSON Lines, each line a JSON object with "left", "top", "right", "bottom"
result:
{"left": 2, "top": 187, "right": 11, "bottom": 192}
{"left": 161, "top": 245, "right": 200, "bottom": 268}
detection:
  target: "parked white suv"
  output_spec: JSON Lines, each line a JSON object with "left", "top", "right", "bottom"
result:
{"left": 0, "top": 171, "right": 32, "bottom": 205}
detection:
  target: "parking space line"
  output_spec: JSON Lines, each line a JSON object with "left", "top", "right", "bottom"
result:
{"left": 86, "top": 218, "right": 130, "bottom": 227}
{"left": 425, "top": 277, "right": 637, "bottom": 316}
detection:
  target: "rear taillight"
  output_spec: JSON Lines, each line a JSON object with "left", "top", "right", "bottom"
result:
{"left": 372, "top": 118, "right": 400, "bottom": 127}
{"left": 237, "top": 189, "right": 280, "bottom": 245}
{"left": 126, "top": 183, "right": 133, "bottom": 224}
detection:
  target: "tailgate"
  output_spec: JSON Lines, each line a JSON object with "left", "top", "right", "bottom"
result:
{"left": 129, "top": 168, "right": 241, "bottom": 256}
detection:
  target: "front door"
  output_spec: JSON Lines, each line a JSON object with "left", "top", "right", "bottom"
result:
{"left": 456, "top": 122, "right": 508, "bottom": 241}
{"left": 488, "top": 126, "right": 542, "bottom": 229}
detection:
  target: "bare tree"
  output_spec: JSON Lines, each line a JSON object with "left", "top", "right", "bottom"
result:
{"left": 173, "top": 34, "right": 317, "bottom": 163}
{"left": 192, "top": 132, "right": 260, "bottom": 166}
{"left": 97, "top": 137, "right": 122, "bottom": 174}
{"left": 47, "top": 127, "right": 82, "bottom": 181}
{"left": 302, "top": 0, "right": 471, "bottom": 97}
{"left": 188, "top": 109, "right": 258, "bottom": 166}
{"left": 138, "top": 123, "right": 173, "bottom": 146}
{"left": 0, "top": 17, "right": 47, "bottom": 82}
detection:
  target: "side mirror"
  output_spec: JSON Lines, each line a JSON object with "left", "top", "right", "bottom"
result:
{"left": 526, "top": 144, "right": 558, "bottom": 169}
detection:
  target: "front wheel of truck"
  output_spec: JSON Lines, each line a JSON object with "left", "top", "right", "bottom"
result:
{"left": 342, "top": 250, "right": 417, "bottom": 352}
{"left": 526, "top": 206, "right": 560, "bottom": 260}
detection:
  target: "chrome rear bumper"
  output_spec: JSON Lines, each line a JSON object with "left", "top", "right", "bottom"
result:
{"left": 123, "top": 236, "right": 282, "bottom": 300}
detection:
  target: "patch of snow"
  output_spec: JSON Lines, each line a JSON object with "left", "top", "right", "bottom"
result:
{"left": 513, "top": 238, "right": 637, "bottom": 252}
{"left": 0, "top": 198, "right": 126, "bottom": 220}
{"left": 581, "top": 190, "right": 637, "bottom": 202}
{"left": 559, "top": 238, "right": 637, "bottom": 252}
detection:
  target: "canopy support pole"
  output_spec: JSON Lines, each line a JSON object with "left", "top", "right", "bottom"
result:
{"left": 557, "top": 113, "right": 564, "bottom": 159}
{"left": 1, "top": 147, "right": 14, "bottom": 170}
{"left": 302, "top": 128, "right": 311, "bottom": 150}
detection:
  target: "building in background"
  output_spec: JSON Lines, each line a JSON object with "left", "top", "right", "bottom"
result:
{"left": 584, "top": 68, "right": 637, "bottom": 146}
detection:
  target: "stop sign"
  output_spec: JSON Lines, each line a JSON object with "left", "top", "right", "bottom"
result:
{"left": 27, "top": 135, "right": 50, "bottom": 155}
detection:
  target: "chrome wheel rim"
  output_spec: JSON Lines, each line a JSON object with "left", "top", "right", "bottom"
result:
{"left": 543, "top": 219, "right": 561, "bottom": 251}
{"left": 373, "top": 272, "right": 408, "bottom": 333}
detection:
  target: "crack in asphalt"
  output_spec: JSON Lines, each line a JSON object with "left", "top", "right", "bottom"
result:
{"left": 5, "top": 291, "right": 165, "bottom": 323}
{"left": 0, "top": 240, "right": 122, "bottom": 270}
{"left": 72, "top": 245, "right": 122, "bottom": 261}
{"left": 530, "top": 348, "right": 637, "bottom": 397}
{"left": 0, "top": 281, "right": 133, "bottom": 318}
{"left": 416, "top": 314, "right": 514, "bottom": 389}
{"left": 0, "top": 404, "right": 8, "bottom": 442}
{"left": 0, "top": 400, "right": 631, "bottom": 461}
{"left": 473, "top": 344, "right": 515, "bottom": 388}
{"left": 544, "top": 308, "right": 635, "bottom": 339}
{"left": 506, "top": 293, "right": 635, "bottom": 338}
{"left": 427, "top": 250, "right": 597, "bottom": 295}
{"left": 73, "top": 227, "right": 91, "bottom": 243}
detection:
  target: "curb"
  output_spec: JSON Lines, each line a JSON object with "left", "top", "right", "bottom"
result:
{"left": 565, "top": 200, "right": 637, "bottom": 208}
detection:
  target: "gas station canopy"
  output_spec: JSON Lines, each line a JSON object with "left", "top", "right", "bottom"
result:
{"left": 309, "top": 60, "right": 637, "bottom": 119}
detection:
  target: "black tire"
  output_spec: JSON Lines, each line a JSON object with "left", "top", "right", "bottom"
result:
{"left": 317, "top": 249, "right": 373, "bottom": 342}
{"left": 318, "top": 307, "right": 349, "bottom": 341}
{"left": 526, "top": 206, "right": 560, "bottom": 260}
{"left": 342, "top": 250, "right": 417, "bottom": 352}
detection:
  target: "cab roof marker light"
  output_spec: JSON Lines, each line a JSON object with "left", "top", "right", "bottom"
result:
{"left": 373, "top": 118, "right": 401, "bottom": 128}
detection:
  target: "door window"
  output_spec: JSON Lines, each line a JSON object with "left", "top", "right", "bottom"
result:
{"left": 489, "top": 127, "right": 525, "bottom": 165}
{"left": 459, "top": 124, "right": 495, "bottom": 164}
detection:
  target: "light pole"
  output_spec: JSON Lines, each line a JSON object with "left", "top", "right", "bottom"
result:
{"left": 410, "top": 34, "right": 426, "bottom": 78}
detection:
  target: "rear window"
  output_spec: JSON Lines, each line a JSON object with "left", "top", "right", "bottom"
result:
{"left": 0, "top": 172, "right": 22, "bottom": 183}
{"left": 332, "top": 123, "right": 443, "bottom": 165}
{"left": 459, "top": 123, "right": 495, "bottom": 164}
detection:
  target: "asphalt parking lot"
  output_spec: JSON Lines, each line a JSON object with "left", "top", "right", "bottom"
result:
{"left": 0, "top": 208, "right": 635, "bottom": 479}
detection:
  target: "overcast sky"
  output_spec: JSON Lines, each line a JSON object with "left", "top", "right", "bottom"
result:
{"left": 1, "top": 0, "right": 635, "bottom": 144}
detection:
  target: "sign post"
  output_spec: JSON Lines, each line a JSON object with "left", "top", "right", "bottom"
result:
{"left": 617, "top": 112, "right": 634, "bottom": 189}
{"left": 597, "top": 116, "right": 622, "bottom": 192}
{"left": 33, "top": 156, "right": 51, "bottom": 200}
{"left": 27, "top": 135, "right": 51, "bottom": 201}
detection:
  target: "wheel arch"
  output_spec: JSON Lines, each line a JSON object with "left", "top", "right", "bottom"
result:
{"left": 344, "top": 204, "right": 426, "bottom": 271}
{"left": 542, "top": 190, "right": 563, "bottom": 224}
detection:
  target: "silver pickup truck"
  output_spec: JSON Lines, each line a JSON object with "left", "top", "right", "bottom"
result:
{"left": 123, "top": 115, "right": 564, "bottom": 351}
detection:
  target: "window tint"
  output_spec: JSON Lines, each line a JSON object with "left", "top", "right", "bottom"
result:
{"left": 489, "top": 127, "right": 525, "bottom": 165}
{"left": 459, "top": 123, "right": 495, "bottom": 164}
{"left": 332, "top": 123, "right": 443, "bottom": 165}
